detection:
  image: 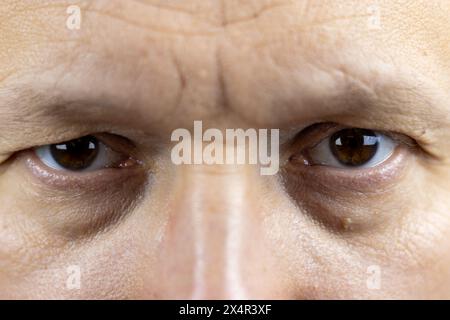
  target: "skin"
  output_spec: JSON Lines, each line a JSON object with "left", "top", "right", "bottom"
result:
{"left": 0, "top": 0, "right": 450, "bottom": 299}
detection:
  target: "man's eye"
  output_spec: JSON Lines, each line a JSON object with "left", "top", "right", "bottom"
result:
{"left": 35, "top": 135, "right": 130, "bottom": 172}
{"left": 305, "top": 128, "right": 396, "bottom": 168}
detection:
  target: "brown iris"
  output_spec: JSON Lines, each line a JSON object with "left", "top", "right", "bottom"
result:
{"left": 329, "top": 128, "right": 379, "bottom": 166}
{"left": 50, "top": 136, "right": 99, "bottom": 171}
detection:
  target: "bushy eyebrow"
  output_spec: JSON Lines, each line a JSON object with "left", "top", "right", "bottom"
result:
{"left": 0, "top": 72, "right": 448, "bottom": 162}
{"left": 280, "top": 70, "right": 450, "bottom": 159}
{"left": 1, "top": 44, "right": 450, "bottom": 163}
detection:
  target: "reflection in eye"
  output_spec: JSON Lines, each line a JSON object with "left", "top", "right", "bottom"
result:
{"left": 306, "top": 128, "right": 396, "bottom": 168}
{"left": 35, "top": 135, "right": 130, "bottom": 172}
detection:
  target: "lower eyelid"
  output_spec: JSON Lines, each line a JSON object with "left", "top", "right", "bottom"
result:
{"left": 285, "top": 146, "right": 410, "bottom": 194}
{"left": 22, "top": 150, "right": 146, "bottom": 192}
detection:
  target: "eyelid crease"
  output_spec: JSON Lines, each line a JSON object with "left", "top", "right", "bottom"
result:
{"left": 0, "top": 154, "right": 10, "bottom": 164}
{"left": 287, "top": 122, "right": 339, "bottom": 151}
{"left": 383, "top": 130, "right": 440, "bottom": 163}
{"left": 385, "top": 131, "right": 417, "bottom": 148}
{"left": 95, "top": 133, "right": 140, "bottom": 159}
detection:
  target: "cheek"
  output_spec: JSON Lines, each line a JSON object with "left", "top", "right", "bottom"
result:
{"left": 0, "top": 155, "right": 169, "bottom": 298}
{"left": 0, "top": 166, "right": 55, "bottom": 283}
{"left": 0, "top": 233, "right": 148, "bottom": 299}
{"left": 260, "top": 193, "right": 373, "bottom": 299}
{"left": 0, "top": 158, "right": 150, "bottom": 298}
{"left": 261, "top": 192, "right": 422, "bottom": 299}
{"left": 391, "top": 164, "right": 450, "bottom": 298}
{"left": 268, "top": 154, "right": 450, "bottom": 298}
{"left": 0, "top": 171, "right": 162, "bottom": 299}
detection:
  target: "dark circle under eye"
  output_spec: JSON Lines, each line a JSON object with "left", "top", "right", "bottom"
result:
{"left": 329, "top": 128, "right": 379, "bottom": 166}
{"left": 50, "top": 136, "right": 99, "bottom": 171}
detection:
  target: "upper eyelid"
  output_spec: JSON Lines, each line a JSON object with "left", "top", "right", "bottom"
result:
{"left": 44, "top": 133, "right": 139, "bottom": 158}
{"left": 382, "top": 131, "right": 417, "bottom": 149}
{"left": 30, "top": 133, "right": 134, "bottom": 154}
{"left": 283, "top": 123, "right": 338, "bottom": 153}
{"left": 94, "top": 133, "right": 139, "bottom": 157}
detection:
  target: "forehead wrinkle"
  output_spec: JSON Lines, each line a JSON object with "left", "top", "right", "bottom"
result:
{"left": 216, "top": 1, "right": 450, "bottom": 119}
{"left": 219, "top": 29, "right": 450, "bottom": 137}
{"left": 92, "top": 0, "right": 298, "bottom": 30}
{"left": 220, "top": 0, "right": 294, "bottom": 27}
{"left": 86, "top": 0, "right": 222, "bottom": 36}
{"left": 1, "top": 1, "right": 450, "bottom": 129}
{"left": 126, "top": 0, "right": 223, "bottom": 25}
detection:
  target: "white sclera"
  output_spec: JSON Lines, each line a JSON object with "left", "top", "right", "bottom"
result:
{"left": 35, "top": 140, "right": 111, "bottom": 172}
{"left": 309, "top": 132, "right": 396, "bottom": 168}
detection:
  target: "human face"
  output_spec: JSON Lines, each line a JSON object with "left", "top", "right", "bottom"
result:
{"left": 1, "top": 0, "right": 450, "bottom": 299}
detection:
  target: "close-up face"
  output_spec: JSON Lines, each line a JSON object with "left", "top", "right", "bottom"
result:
{"left": 1, "top": 0, "right": 450, "bottom": 300}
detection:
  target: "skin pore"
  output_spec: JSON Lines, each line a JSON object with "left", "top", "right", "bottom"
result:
{"left": 0, "top": 0, "right": 450, "bottom": 299}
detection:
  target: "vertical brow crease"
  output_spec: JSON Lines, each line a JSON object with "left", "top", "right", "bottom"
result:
{"left": 222, "top": 1, "right": 293, "bottom": 27}
{"left": 216, "top": 43, "right": 230, "bottom": 112}
{"left": 170, "top": 52, "right": 187, "bottom": 112}
{"left": 131, "top": 0, "right": 210, "bottom": 18}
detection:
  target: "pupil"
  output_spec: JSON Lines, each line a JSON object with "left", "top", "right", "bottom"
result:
{"left": 50, "top": 136, "right": 99, "bottom": 171}
{"left": 329, "top": 128, "right": 379, "bottom": 166}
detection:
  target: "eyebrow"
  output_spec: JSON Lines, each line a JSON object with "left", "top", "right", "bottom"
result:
{"left": 248, "top": 62, "right": 450, "bottom": 158}
{"left": 0, "top": 57, "right": 449, "bottom": 161}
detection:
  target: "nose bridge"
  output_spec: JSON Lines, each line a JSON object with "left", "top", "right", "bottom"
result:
{"left": 163, "top": 163, "right": 259, "bottom": 299}
{"left": 193, "top": 165, "right": 249, "bottom": 298}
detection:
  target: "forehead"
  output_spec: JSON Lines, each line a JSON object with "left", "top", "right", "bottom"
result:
{"left": 0, "top": 0, "right": 449, "bottom": 128}
{"left": 2, "top": 1, "right": 448, "bottom": 56}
